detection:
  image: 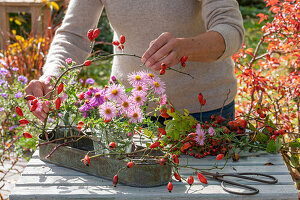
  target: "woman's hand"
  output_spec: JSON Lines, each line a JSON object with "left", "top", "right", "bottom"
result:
{"left": 141, "top": 32, "right": 184, "bottom": 71}
{"left": 141, "top": 31, "right": 226, "bottom": 71}
{"left": 25, "top": 79, "right": 52, "bottom": 121}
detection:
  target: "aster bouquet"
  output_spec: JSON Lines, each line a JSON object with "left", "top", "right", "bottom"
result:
{"left": 77, "top": 70, "right": 167, "bottom": 154}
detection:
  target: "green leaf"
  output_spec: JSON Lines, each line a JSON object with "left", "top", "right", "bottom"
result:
{"left": 146, "top": 143, "right": 151, "bottom": 148}
{"left": 183, "top": 109, "right": 189, "bottom": 116}
{"left": 256, "top": 132, "right": 269, "bottom": 143}
{"left": 288, "top": 138, "right": 300, "bottom": 148}
{"left": 275, "top": 137, "right": 282, "bottom": 152}
{"left": 144, "top": 128, "right": 154, "bottom": 139}
{"left": 248, "top": 123, "right": 256, "bottom": 132}
{"left": 125, "top": 87, "right": 133, "bottom": 93}
{"left": 266, "top": 138, "right": 281, "bottom": 153}
{"left": 266, "top": 140, "right": 276, "bottom": 153}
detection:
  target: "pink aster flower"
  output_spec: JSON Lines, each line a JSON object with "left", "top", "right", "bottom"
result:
{"left": 132, "top": 83, "right": 149, "bottom": 93}
{"left": 195, "top": 123, "right": 206, "bottom": 146}
{"left": 151, "top": 79, "right": 165, "bottom": 95}
{"left": 119, "top": 97, "right": 132, "bottom": 115}
{"left": 208, "top": 127, "right": 216, "bottom": 136}
{"left": 128, "top": 71, "right": 145, "bottom": 86}
{"left": 128, "top": 107, "right": 143, "bottom": 123}
{"left": 106, "top": 84, "right": 125, "bottom": 103}
{"left": 159, "top": 94, "right": 168, "bottom": 105}
{"left": 129, "top": 91, "right": 147, "bottom": 106}
{"left": 141, "top": 70, "right": 156, "bottom": 82}
{"left": 99, "top": 102, "right": 117, "bottom": 120}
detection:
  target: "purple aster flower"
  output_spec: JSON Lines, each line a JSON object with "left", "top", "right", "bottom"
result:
{"left": 89, "top": 92, "right": 105, "bottom": 108}
{"left": 84, "top": 90, "right": 93, "bottom": 99}
{"left": 9, "top": 125, "right": 19, "bottom": 131}
{"left": 195, "top": 123, "right": 206, "bottom": 146}
{"left": 79, "top": 78, "right": 84, "bottom": 84}
{"left": 82, "top": 112, "right": 89, "bottom": 118}
{"left": 15, "top": 92, "right": 23, "bottom": 98}
{"left": 0, "top": 79, "right": 6, "bottom": 86}
{"left": 12, "top": 114, "right": 17, "bottom": 118}
{"left": 79, "top": 100, "right": 92, "bottom": 112}
{"left": 58, "top": 113, "right": 62, "bottom": 118}
{"left": 17, "top": 75, "right": 28, "bottom": 84}
{"left": 48, "top": 118, "right": 54, "bottom": 123}
{"left": 0, "top": 107, "right": 5, "bottom": 112}
{"left": 12, "top": 67, "right": 19, "bottom": 72}
{"left": 0, "top": 68, "right": 9, "bottom": 76}
{"left": 111, "top": 76, "right": 118, "bottom": 84}
{"left": 86, "top": 78, "right": 95, "bottom": 85}
{"left": 1, "top": 93, "right": 8, "bottom": 99}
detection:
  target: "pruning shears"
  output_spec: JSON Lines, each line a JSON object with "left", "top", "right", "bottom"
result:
{"left": 201, "top": 171, "right": 278, "bottom": 195}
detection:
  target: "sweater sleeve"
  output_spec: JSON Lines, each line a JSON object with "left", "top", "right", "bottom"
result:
{"left": 201, "top": 0, "right": 244, "bottom": 61}
{"left": 40, "top": 0, "right": 104, "bottom": 81}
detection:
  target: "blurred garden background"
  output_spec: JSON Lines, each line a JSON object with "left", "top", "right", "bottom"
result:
{"left": 0, "top": 0, "right": 299, "bottom": 199}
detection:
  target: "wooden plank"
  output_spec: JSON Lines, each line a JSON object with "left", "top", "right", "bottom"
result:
{"left": 21, "top": 164, "right": 290, "bottom": 176}
{"left": 27, "top": 154, "right": 285, "bottom": 167}
{"left": 15, "top": 175, "right": 294, "bottom": 186}
{"left": 9, "top": 185, "right": 299, "bottom": 200}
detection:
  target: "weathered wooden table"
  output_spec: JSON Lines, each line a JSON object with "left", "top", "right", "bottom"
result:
{"left": 10, "top": 150, "right": 298, "bottom": 200}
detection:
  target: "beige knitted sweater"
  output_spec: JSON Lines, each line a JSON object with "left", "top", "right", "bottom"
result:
{"left": 41, "top": 0, "right": 244, "bottom": 113}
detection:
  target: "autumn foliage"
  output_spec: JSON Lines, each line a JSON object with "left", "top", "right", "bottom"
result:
{"left": 234, "top": 0, "right": 299, "bottom": 178}
{"left": 234, "top": 0, "right": 299, "bottom": 132}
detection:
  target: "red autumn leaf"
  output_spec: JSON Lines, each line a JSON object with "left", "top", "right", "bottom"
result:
{"left": 257, "top": 13, "right": 268, "bottom": 24}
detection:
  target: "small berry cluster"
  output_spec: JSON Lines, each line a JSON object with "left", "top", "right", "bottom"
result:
{"left": 160, "top": 63, "right": 167, "bottom": 75}
{"left": 180, "top": 56, "right": 188, "bottom": 67}
{"left": 112, "top": 35, "right": 126, "bottom": 50}
{"left": 87, "top": 28, "right": 100, "bottom": 42}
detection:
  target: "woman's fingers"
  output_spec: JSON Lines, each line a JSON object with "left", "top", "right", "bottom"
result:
{"left": 142, "top": 32, "right": 174, "bottom": 65}
{"left": 151, "top": 51, "right": 179, "bottom": 71}
{"left": 146, "top": 38, "right": 177, "bottom": 68}
{"left": 25, "top": 80, "right": 50, "bottom": 122}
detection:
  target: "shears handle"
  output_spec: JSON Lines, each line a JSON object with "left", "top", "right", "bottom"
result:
{"left": 218, "top": 173, "right": 278, "bottom": 195}
{"left": 220, "top": 179, "right": 259, "bottom": 195}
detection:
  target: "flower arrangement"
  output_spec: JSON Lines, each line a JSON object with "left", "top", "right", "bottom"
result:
{"left": 13, "top": 0, "right": 300, "bottom": 192}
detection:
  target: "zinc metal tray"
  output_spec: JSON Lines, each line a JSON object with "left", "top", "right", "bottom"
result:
{"left": 39, "top": 136, "right": 172, "bottom": 188}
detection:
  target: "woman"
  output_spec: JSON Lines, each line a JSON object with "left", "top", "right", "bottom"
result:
{"left": 25, "top": 0, "right": 244, "bottom": 122}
